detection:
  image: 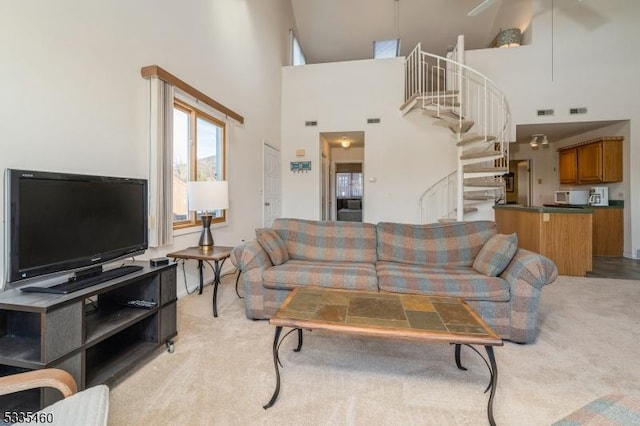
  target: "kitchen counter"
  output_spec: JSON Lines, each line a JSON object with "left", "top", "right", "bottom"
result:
{"left": 495, "top": 204, "right": 594, "bottom": 214}
{"left": 494, "top": 205, "right": 592, "bottom": 276}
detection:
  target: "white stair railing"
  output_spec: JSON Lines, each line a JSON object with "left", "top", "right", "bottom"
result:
{"left": 418, "top": 170, "right": 456, "bottom": 224}
{"left": 405, "top": 38, "right": 511, "bottom": 223}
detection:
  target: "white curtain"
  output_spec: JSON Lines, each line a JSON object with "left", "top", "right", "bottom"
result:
{"left": 148, "top": 77, "right": 174, "bottom": 247}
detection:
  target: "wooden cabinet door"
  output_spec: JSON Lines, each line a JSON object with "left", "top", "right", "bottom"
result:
{"left": 577, "top": 142, "right": 603, "bottom": 183}
{"left": 601, "top": 139, "right": 623, "bottom": 182}
{"left": 559, "top": 149, "right": 578, "bottom": 184}
{"left": 592, "top": 208, "right": 623, "bottom": 256}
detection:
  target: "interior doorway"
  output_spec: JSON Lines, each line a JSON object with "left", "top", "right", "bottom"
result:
{"left": 319, "top": 131, "right": 365, "bottom": 221}
{"left": 507, "top": 159, "right": 532, "bottom": 206}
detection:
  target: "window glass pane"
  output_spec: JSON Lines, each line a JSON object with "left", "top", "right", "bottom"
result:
{"left": 336, "top": 172, "right": 363, "bottom": 198}
{"left": 173, "top": 108, "right": 190, "bottom": 221}
{"left": 374, "top": 39, "right": 400, "bottom": 59}
{"left": 196, "top": 116, "right": 224, "bottom": 218}
{"left": 292, "top": 34, "right": 306, "bottom": 66}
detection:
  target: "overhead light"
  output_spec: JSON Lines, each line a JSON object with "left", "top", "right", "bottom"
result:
{"left": 530, "top": 136, "right": 539, "bottom": 149}
{"left": 496, "top": 28, "right": 521, "bottom": 48}
{"left": 530, "top": 134, "right": 549, "bottom": 149}
{"left": 341, "top": 137, "right": 351, "bottom": 148}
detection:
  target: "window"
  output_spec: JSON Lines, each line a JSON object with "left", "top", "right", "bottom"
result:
{"left": 336, "top": 173, "right": 363, "bottom": 199}
{"left": 374, "top": 39, "right": 400, "bottom": 59}
{"left": 173, "top": 100, "right": 226, "bottom": 228}
{"left": 290, "top": 29, "right": 306, "bottom": 66}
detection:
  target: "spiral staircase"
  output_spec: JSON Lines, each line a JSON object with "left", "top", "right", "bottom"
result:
{"left": 400, "top": 37, "right": 511, "bottom": 224}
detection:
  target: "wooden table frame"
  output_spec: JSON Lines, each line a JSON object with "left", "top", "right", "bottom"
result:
{"left": 166, "top": 246, "right": 233, "bottom": 317}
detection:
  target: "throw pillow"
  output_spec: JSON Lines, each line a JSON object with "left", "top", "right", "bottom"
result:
{"left": 255, "top": 228, "right": 289, "bottom": 266}
{"left": 472, "top": 233, "right": 518, "bottom": 277}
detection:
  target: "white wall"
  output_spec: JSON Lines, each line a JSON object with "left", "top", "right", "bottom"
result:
{"left": 281, "top": 58, "right": 458, "bottom": 224}
{"left": 465, "top": 0, "right": 640, "bottom": 258}
{"left": 0, "top": 0, "right": 294, "bottom": 292}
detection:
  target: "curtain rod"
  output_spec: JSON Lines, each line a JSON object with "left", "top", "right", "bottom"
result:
{"left": 141, "top": 65, "right": 244, "bottom": 124}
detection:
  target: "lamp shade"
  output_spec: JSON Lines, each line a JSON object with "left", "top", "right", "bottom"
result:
{"left": 496, "top": 28, "right": 521, "bottom": 48}
{"left": 187, "top": 181, "right": 229, "bottom": 212}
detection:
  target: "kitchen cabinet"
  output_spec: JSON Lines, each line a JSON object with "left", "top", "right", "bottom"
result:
{"left": 592, "top": 207, "right": 624, "bottom": 257}
{"left": 559, "top": 149, "right": 578, "bottom": 184}
{"left": 558, "top": 137, "right": 623, "bottom": 184}
{"left": 494, "top": 205, "right": 593, "bottom": 276}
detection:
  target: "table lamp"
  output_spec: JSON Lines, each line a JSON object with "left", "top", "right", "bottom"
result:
{"left": 187, "top": 181, "right": 229, "bottom": 249}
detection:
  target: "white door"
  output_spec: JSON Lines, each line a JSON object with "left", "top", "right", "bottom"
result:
{"left": 263, "top": 143, "right": 281, "bottom": 227}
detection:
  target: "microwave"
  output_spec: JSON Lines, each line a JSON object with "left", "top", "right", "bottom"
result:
{"left": 554, "top": 190, "right": 590, "bottom": 205}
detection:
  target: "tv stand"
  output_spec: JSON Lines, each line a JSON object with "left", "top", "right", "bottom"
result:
{"left": 0, "top": 262, "right": 177, "bottom": 412}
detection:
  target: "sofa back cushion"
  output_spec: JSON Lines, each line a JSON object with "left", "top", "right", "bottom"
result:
{"left": 473, "top": 233, "right": 518, "bottom": 277}
{"left": 376, "top": 221, "right": 497, "bottom": 266}
{"left": 255, "top": 228, "right": 290, "bottom": 266}
{"left": 273, "top": 218, "right": 377, "bottom": 263}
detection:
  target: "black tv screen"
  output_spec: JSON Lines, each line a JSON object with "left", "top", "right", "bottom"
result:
{"left": 5, "top": 169, "right": 148, "bottom": 284}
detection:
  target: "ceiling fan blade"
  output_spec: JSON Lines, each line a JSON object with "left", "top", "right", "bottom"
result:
{"left": 467, "top": 0, "right": 497, "bottom": 17}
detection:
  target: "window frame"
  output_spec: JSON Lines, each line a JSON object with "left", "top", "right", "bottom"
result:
{"left": 172, "top": 98, "right": 227, "bottom": 230}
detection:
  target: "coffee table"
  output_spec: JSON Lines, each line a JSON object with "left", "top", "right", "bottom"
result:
{"left": 263, "top": 287, "right": 503, "bottom": 425}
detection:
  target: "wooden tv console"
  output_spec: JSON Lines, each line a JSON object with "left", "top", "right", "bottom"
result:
{"left": 0, "top": 262, "right": 177, "bottom": 411}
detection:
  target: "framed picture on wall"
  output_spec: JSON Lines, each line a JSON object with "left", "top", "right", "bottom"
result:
{"left": 505, "top": 172, "right": 515, "bottom": 192}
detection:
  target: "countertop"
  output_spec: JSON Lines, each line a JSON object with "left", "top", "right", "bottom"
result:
{"left": 494, "top": 200, "right": 623, "bottom": 213}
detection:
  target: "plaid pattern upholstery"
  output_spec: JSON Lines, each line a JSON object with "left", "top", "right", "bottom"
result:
{"left": 500, "top": 248, "right": 558, "bottom": 343}
{"left": 273, "top": 218, "right": 377, "bottom": 263}
{"left": 473, "top": 233, "right": 518, "bottom": 277}
{"left": 263, "top": 260, "right": 378, "bottom": 291}
{"left": 376, "top": 221, "right": 496, "bottom": 267}
{"left": 255, "top": 228, "right": 289, "bottom": 265}
{"left": 234, "top": 219, "right": 558, "bottom": 344}
{"left": 553, "top": 394, "right": 640, "bottom": 425}
{"left": 377, "top": 262, "right": 510, "bottom": 301}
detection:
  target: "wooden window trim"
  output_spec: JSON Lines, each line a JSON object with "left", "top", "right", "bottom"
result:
{"left": 173, "top": 100, "right": 227, "bottom": 229}
{"left": 141, "top": 65, "right": 244, "bottom": 124}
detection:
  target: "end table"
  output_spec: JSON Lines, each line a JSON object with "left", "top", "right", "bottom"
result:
{"left": 166, "top": 246, "right": 234, "bottom": 317}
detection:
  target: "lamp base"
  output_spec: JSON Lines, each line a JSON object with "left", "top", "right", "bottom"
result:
{"left": 198, "top": 215, "right": 214, "bottom": 249}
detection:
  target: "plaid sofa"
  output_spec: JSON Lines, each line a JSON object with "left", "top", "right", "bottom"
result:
{"left": 231, "top": 218, "right": 558, "bottom": 343}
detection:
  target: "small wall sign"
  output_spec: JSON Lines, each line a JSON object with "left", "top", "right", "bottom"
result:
{"left": 290, "top": 161, "right": 312, "bottom": 173}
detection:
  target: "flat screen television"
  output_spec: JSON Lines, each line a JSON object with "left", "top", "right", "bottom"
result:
{"left": 4, "top": 169, "right": 148, "bottom": 288}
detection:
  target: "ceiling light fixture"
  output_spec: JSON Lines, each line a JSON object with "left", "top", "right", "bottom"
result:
{"left": 341, "top": 137, "right": 351, "bottom": 148}
{"left": 530, "top": 134, "right": 549, "bottom": 150}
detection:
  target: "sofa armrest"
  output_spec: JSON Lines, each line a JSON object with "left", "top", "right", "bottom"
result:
{"left": 500, "top": 248, "right": 558, "bottom": 291}
{"left": 500, "top": 248, "right": 558, "bottom": 343}
{"left": 230, "top": 240, "right": 273, "bottom": 272}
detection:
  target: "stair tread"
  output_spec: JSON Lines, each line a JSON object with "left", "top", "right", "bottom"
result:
{"left": 460, "top": 150, "right": 502, "bottom": 160}
{"left": 464, "top": 182, "right": 504, "bottom": 187}
{"left": 464, "top": 166, "right": 509, "bottom": 173}
{"left": 464, "top": 195, "right": 496, "bottom": 200}
{"left": 457, "top": 135, "right": 497, "bottom": 147}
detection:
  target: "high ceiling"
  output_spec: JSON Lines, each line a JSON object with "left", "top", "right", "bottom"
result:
{"left": 290, "top": 0, "right": 619, "bottom": 146}
{"left": 290, "top": 0, "right": 533, "bottom": 64}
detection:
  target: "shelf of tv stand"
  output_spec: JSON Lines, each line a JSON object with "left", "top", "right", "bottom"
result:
{"left": 0, "top": 335, "right": 42, "bottom": 367}
{"left": 0, "top": 261, "right": 177, "bottom": 411}
{"left": 84, "top": 305, "right": 157, "bottom": 346}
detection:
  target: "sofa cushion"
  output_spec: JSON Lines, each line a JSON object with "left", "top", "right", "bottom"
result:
{"left": 255, "top": 228, "right": 290, "bottom": 265}
{"left": 376, "top": 221, "right": 497, "bottom": 267}
{"left": 262, "top": 260, "right": 378, "bottom": 292}
{"left": 376, "top": 261, "right": 510, "bottom": 301}
{"left": 473, "top": 233, "right": 518, "bottom": 277}
{"left": 273, "top": 218, "right": 377, "bottom": 263}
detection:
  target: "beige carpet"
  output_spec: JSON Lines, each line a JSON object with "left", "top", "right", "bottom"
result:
{"left": 108, "top": 275, "right": 640, "bottom": 425}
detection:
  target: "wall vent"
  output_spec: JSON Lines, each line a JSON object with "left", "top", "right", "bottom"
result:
{"left": 367, "top": 118, "right": 381, "bottom": 124}
{"left": 570, "top": 107, "right": 588, "bottom": 115}
{"left": 536, "top": 109, "right": 554, "bottom": 116}
{"left": 305, "top": 121, "right": 317, "bottom": 127}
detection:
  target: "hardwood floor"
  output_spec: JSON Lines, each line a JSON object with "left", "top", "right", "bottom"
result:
{"left": 586, "top": 256, "right": 640, "bottom": 280}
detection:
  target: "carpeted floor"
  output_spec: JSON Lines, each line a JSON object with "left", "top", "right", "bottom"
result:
{"left": 108, "top": 275, "right": 640, "bottom": 425}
